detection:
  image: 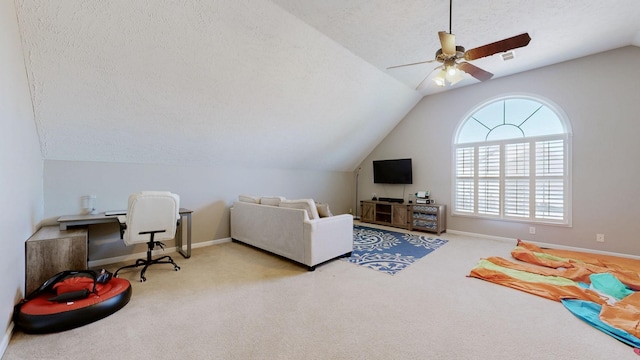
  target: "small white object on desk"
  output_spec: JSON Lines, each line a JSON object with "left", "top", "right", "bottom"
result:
{"left": 81, "top": 195, "right": 98, "bottom": 215}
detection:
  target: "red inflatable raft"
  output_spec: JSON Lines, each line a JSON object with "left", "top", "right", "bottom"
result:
{"left": 14, "top": 270, "right": 132, "bottom": 334}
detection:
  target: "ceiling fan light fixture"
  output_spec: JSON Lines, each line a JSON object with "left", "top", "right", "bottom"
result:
{"left": 433, "top": 70, "right": 447, "bottom": 87}
{"left": 447, "top": 70, "right": 464, "bottom": 85}
{"left": 433, "top": 64, "right": 464, "bottom": 87}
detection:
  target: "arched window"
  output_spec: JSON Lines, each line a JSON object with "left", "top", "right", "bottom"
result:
{"left": 453, "top": 96, "right": 571, "bottom": 225}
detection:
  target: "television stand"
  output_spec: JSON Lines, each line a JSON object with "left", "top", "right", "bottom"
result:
{"left": 360, "top": 200, "right": 447, "bottom": 234}
{"left": 360, "top": 200, "right": 410, "bottom": 229}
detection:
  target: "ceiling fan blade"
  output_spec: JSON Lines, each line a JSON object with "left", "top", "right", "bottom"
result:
{"left": 457, "top": 62, "right": 493, "bottom": 81}
{"left": 463, "top": 33, "right": 531, "bottom": 61}
{"left": 386, "top": 59, "right": 436, "bottom": 70}
{"left": 438, "top": 31, "right": 456, "bottom": 56}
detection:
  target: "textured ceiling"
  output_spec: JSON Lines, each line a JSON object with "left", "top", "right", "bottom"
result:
{"left": 12, "top": 0, "right": 640, "bottom": 171}
{"left": 272, "top": 0, "right": 640, "bottom": 92}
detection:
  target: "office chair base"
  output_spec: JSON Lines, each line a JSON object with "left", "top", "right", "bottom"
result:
{"left": 114, "top": 242, "right": 180, "bottom": 282}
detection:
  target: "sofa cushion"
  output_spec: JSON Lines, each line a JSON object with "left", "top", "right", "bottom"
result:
{"left": 280, "top": 199, "right": 320, "bottom": 220}
{"left": 238, "top": 194, "right": 260, "bottom": 204}
{"left": 260, "top": 196, "right": 286, "bottom": 206}
{"left": 316, "top": 203, "right": 334, "bottom": 217}
{"left": 238, "top": 195, "right": 260, "bottom": 204}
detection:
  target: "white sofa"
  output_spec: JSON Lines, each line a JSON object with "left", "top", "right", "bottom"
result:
{"left": 230, "top": 197, "right": 353, "bottom": 271}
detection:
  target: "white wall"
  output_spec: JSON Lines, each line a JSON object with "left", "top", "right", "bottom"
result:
{"left": 43, "top": 160, "right": 353, "bottom": 259}
{"left": 0, "top": 0, "right": 43, "bottom": 351}
{"left": 357, "top": 46, "right": 640, "bottom": 255}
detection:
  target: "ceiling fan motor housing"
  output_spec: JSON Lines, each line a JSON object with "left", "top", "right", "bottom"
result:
{"left": 435, "top": 45, "right": 466, "bottom": 62}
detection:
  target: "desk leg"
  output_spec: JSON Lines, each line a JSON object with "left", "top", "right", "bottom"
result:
{"left": 176, "top": 212, "right": 192, "bottom": 258}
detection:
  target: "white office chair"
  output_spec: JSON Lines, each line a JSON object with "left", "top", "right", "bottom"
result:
{"left": 114, "top": 191, "right": 181, "bottom": 282}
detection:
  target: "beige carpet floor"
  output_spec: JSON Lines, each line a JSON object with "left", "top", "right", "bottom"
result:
{"left": 3, "top": 222, "right": 638, "bottom": 359}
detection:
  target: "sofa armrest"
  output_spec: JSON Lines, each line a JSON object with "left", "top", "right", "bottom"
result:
{"left": 304, "top": 214, "right": 354, "bottom": 266}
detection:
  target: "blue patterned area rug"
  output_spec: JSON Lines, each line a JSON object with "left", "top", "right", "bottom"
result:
{"left": 343, "top": 225, "right": 448, "bottom": 275}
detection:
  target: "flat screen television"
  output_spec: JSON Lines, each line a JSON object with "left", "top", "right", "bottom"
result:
{"left": 373, "top": 158, "right": 413, "bottom": 184}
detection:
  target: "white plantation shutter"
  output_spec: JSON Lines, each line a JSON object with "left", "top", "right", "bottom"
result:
{"left": 536, "top": 140, "right": 564, "bottom": 176}
{"left": 504, "top": 179, "right": 530, "bottom": 217}
{"left": 456, "top": 180, "right": 474, "bottom": 213}
{"left": 505, "top": 143, "right": 529, "bottom": 177}
{"left": 504, "top": 143, "right": 529, "bottom": 218}
{"left": 478, "top": 145, "right": 500, "bottom": 215}
{"left": 479, "top": 145, "right": 500, "bottom": 176}
{"left": 478, "top": 180, "right": 499, "bottom": 215}
{"left": 455, "top": 147, "right": 474, "bottom": 213}
{"left": 456, "top": 147, "right": 474, "bottom": 177}
{"left": 535, "top": 140, "right": 565, "bottom": 220}
{"left": 453, "top": 96, "right": 570, "bottom": 225}
{"left": 536, "top": 180, "right": 564, "bottom": 219}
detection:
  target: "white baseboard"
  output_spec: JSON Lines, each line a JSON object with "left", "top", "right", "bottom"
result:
{"left": 446, "top": 229, "right": 516, "bottom": 244}
{"left": 446, "top": 229, "right": 640, "bottom": 260}
{"left": 88, "top": 237, "right": 232, "bottom": 268}
{"left": 1, "top": 322, "right": 14, "bottom": 359}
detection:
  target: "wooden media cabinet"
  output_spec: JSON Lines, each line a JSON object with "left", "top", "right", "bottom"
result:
{"left": 360, "top": 200, "right": 446, "bottom": 235}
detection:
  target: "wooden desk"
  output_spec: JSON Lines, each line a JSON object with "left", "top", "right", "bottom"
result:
{"left": 57, "top": 208, "right": 193, "bottom": 258}
{"left": 25, "top": 226, "right": 88, "bottom": 294}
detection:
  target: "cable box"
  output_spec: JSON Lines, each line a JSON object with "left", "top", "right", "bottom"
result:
{"left": 378, "top": 197, "right": 404, "bottom": 203}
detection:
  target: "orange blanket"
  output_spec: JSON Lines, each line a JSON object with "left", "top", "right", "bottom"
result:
{"left": 469, "top": 240, "right": 640, "bottom": 339}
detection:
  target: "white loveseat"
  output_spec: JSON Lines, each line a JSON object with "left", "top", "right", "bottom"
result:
{"left": 230, "top": 196, "right": 353, "bottom": 271}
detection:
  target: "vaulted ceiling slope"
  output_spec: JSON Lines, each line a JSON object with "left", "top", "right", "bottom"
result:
{"left": 14, "top": 0, "right": 421, "bottom": 172}
{"left": 14, "top": 1, "right": 640, "bottom": 172}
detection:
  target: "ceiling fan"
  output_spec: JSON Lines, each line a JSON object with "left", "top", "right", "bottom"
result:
{"left": 387, "top": 0, "right": 531, "bottom": 89}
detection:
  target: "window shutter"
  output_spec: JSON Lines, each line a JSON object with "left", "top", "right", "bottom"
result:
{"left": 535, "top": 140, "right": 565, "bottom": 220}
{"left": 455, "top": 147, "right": 475, "bottom": 213}
{"left": 504, "top": 143, "right": 530, "bottom": 217}
{"left": 456, "top": 147, "right": 474, "bottom": 177}
{"left": 505, "top": 179, "right": 530, "bottom": 217}
{"left": 478, "top": 145, "right": 500, "bottom": 215}
{"left": 478, "top": 180, "right": 500, "bottom": 215}
{"left": 505, "top": 143, "right": 529, "bottom": 176}
{"left": 455, "top": 180, "right": 474, "bottom": 213}
{"left": 535, "top": 180, "right": 564, "bottom": 219}
{"left": 536, "top": 140, "right": 564, "bottom": 176}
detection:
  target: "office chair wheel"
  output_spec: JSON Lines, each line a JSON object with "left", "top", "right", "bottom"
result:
{"left": 140, "top": 276, "right": 146, "bottom": 282}
{"left": 174, "top": 265, "right": 180, "bottom": 271}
